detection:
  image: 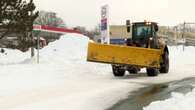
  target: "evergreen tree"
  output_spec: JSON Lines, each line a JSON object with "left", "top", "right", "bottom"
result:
{"left": 0, "top": 0, "right": 38, "bottom": 51}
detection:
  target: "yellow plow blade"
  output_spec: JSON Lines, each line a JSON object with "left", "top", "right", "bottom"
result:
{"left": 87, "top": 42, "right": 162, "bottom": 68}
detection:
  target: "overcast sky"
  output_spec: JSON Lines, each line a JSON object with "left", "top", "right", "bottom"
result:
{"left": 34, "top": 0, "right": 195, "bottom": 29}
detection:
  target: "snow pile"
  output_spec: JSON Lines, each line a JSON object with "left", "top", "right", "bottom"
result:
{"left": 0, "top": 33, "right": 89, "bottom": 65}
{"left": 144, "top": 89, "right": 195, "bottom": 110}
{"left": 0, "top": 33, "right": 92, "bottom": 96}
{"left": 40, "top": 33, "right": 89, "bottom": 64}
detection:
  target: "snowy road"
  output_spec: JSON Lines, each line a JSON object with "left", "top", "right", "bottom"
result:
{"left": 109, "top": 77, "right": 195, "bottom": 110}
{"left": 0, "top": 34, "right": 195, "bottom": 110}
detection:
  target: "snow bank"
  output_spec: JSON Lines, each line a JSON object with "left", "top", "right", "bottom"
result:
{"left": 144, "top": 89, "right": 195, "bottom": 110}
{"left": 0, "top": 33, "right": 89, "bottom": 65}
{"left": 40, "top": 33, "right": 89, "bottom": 64}
{"left": 0, "top": 33, "right": 92, "bottom": 96}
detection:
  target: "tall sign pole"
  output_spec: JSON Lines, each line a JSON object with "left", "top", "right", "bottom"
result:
{"left": 31, "top": 10, "right": 35, "bottom": 58}
{"left": 30, "top": 32, "right": 35, "bottom": 57}
{"left": 101, "top": 5, "right": 110, "bottom": 44}
{"left": 33, "top": 25, "right": 41, "bottom": 64}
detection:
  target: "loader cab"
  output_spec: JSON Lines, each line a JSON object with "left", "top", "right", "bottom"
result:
{"left": 127, "top": 21, "right": 159, "bottom": 48}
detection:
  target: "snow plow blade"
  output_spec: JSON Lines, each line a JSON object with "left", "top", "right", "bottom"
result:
{"left": 87, "top": 42, "right": 162, "bottom": 68}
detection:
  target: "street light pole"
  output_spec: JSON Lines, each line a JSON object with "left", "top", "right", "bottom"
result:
{"left": 182, "top": 22, "right": 186, "bottom": 51}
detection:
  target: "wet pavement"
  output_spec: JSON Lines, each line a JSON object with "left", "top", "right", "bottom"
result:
{"left": 108, "top": 77, "right": 195, "bottom": 110}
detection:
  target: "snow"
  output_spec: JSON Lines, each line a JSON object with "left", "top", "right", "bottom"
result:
{"left": 143, "top": 89, "right": 195, "bottom": 110}
{"left": 0, "top": 33, "right": 195, "bottom": 110}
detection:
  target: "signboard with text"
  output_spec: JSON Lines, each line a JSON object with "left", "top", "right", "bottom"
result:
{"left": 101, "top": 5, "right": 110, "bottom": 44}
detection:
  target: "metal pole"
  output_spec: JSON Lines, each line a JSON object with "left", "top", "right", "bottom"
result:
{"left": 30, "top": 9, "right": 35, "bottom": 58}
{"left": 31, "top": 32, "right": 35, "bottom": 57}
{"left": 182, "top": 22, "right": 186, "bottom": 51}
{"left": 37, "top": 35, "right": 40, "bottom": 63}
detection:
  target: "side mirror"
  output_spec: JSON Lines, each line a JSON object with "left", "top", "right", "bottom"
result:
{"left": 126, "top": 20, "right": 131, "bottom": 33}
{"left": 154, "top": 24, "right": 159, "bottom": 32}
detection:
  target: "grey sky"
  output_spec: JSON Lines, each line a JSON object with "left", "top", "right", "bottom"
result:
{"left": 34, "top": 0, "right": 195, "bottom": 29}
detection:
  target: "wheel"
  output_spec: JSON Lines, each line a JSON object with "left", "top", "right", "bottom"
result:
{"left": 112, "top": 65, "right": 125, "bottom": 77}
{"left": 146, "top": 68, "right": 158, "bottom": 76}
{"left": 160, "top": 51, "right": 169, "bottom": 73}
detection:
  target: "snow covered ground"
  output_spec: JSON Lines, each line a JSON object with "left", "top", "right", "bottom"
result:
{"left": 0, "top": 33, "right": 195, "bottom": 110}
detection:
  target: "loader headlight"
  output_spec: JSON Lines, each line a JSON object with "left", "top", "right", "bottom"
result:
{"left": 149, "top": 37, "right": 153, "bottom": 41}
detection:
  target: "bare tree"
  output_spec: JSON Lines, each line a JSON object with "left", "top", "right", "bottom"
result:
{"left": 34, "top": 11, "right": 66, "bottom": 27}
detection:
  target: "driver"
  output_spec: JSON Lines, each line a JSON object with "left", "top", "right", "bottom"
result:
{"left": 140, "top": 28, "right": 148, "bottom": 37}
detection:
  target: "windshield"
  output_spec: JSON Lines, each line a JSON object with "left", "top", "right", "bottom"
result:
{"left": 133, "top": 25, "right": 151, "bottom": 39}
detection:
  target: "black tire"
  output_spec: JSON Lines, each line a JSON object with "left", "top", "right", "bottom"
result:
{"left": 160, "top": 51, "right": 169, "bottom": 73}
{"left": 146, "top": 68, "right": 158, "bottom": 76}
{"left": 112, "top": 65, "right": 125, "bottom": 77}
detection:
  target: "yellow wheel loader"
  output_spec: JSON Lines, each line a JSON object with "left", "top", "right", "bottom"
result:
{"left": 87, "top": 21, "right": 169, "bottom": 77}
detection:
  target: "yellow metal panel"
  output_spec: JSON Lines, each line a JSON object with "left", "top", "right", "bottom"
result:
{"left": 87, "top": 42, "right": 162, "bottom": 68}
